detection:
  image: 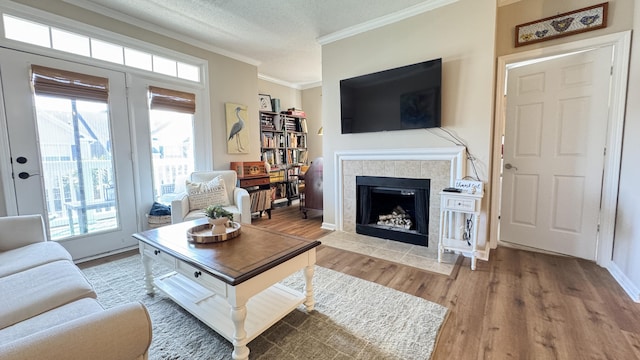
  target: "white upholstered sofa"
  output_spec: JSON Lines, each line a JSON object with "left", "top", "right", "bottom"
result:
{"left": 171, "top": 170, "right": 251, "bottom": 224}
{"left": 0, "top": 215, "right": 152, "bottom": 360}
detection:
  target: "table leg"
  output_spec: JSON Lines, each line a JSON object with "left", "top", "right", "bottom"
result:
{"left": 231, "top": 304, "right": 250, "bottom": 360}
{"left": 438, "top": 210, "right": 445, "bottom": 263}
{"left": 303, "top": 265, "right": 315, "bottom": 311}
{"left": 141, "top": 252, "right": 155, "bottom": 295}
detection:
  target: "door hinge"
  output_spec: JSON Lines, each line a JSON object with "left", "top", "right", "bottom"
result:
{"left": 597, "top": 224, "right": 600, "bottom": 232}
{"left": 603, "top": 147, "right": 606, "bottom": 156}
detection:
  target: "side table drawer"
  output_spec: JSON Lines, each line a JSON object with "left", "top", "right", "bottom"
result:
{"left": 443, "top": 197, "right": 476, "bottom": 212}
{"left": 239, "top": 177, "right": 270, "bottom": 187}
{"left": 176, "top": 260, "right": 227, "bottom": 296}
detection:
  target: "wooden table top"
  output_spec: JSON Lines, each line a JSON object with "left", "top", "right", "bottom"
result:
{"left": 133, "top": 218, "right": 321, "bottom": 286}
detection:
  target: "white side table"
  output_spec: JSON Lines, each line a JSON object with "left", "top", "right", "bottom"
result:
{"left": 438, "top": 191, "right": 484, "bottom": 270}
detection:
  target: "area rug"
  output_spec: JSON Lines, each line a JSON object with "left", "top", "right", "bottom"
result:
{"left": 319, "top": 230, "right": 459, "bottom": 276}
{"left": 82, "top": 255, "right": 449, "bottom": 359}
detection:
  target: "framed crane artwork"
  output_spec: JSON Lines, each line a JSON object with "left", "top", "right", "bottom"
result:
{"left": 225, "top": 103, "right": 249, "bottom": 154}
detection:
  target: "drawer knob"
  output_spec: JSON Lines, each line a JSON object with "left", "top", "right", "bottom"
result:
{"left": 154, "top": 249, "right": 160, "bottom": 255}
{"left": 194, "top": 271, "right": 202, "bottom": 278}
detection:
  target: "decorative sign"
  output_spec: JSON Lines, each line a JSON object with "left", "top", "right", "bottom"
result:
{"left": 454, "top": 179, "right": 484, "bottom": 195}
{"left": 515, "top": 3, "right": 608, "bottom": 47}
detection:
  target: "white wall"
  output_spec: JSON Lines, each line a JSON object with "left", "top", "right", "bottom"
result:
{"left": 321, "top": 0, "right": 497, "bottom": 236}
{"left": 302, "top": 86, "right": 323, "bottom": 162}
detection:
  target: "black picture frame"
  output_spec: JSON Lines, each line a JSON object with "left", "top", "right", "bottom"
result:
{"left": 258, "top": 94, "right": 272, "bottom": 111}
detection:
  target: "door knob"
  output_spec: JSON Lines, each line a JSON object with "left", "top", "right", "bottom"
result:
{"left": 16, "top": 156, "right": 27, "bottom": 164}
{"left": 504, "top": 163, "right": 518, "bottom": 170}
{"left": 17, "top": 172, "right": 39, "bottom": 179}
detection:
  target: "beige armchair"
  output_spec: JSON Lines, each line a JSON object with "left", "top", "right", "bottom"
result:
{"left": 171, "top": 170, "right": 251, "bottom": 224}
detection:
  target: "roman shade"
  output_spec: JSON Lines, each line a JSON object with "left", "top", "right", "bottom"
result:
{"left": 148, "top": 86, "right": 195, "bottom": 114}
{"left": 31, "top": 65, "right": 109, "bottom": 102}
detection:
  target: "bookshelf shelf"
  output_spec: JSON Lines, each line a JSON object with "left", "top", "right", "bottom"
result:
{"left": 260, "top": 110, "right": 308, "bottom": 205}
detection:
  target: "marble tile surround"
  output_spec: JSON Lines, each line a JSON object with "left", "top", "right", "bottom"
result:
{"left": 341, "top": 159, "right": 452, "bottom": 246}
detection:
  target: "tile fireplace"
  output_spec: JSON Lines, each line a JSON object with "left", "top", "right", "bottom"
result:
{"left": 356, "top": 176, "right": 430, "bottom": 246}
{"left": 336, "top": 147, "right": 467, "bottom": 246}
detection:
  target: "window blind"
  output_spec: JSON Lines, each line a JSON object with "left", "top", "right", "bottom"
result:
{"left": 30, "top": 65, "right": 109, "bottom": 102}
{"left": 148, "top": 86, "right": 195, "bottom": 114}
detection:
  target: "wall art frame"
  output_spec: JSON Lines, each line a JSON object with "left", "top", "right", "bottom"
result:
{"left": 226, "top": 102, "right": 249, "bottom": 154}
{"left": 515, "top": 2, "right": 608, "bottom": 47}
{"left": 258, "top": 94, "right": 272, "bottom": 111}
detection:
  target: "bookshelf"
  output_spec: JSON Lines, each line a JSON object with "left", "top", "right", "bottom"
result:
{"left": 260, "top": 110, "right": 308, "bottom": 205}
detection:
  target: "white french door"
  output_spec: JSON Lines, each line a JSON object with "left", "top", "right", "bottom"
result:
{"left": 0, "top": 48, "right": 138, "bottom": 260}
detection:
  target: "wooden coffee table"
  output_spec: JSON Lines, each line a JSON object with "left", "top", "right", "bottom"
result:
{"left": 133, "top": 219, "right": 321, "bottom": 360}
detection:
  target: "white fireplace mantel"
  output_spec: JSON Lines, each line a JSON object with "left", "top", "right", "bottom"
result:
{"left": 334, "top": 147, "right": 467, "bottom": 231}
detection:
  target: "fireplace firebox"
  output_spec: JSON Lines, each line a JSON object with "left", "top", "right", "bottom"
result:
{"left": 356, "top": 176, "right": 430, "bottom": 246}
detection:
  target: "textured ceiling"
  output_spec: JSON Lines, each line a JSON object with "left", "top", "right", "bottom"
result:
{"left": 67, "top": 0, "right": 455, "bottom": 87}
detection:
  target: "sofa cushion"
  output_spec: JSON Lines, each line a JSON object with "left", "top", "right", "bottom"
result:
{"left": 0, "top": 215, "right": 47, "bottom": 252}
{"left": 0, "top": 298, "right": 103, "bottom": 343}
{"left": 0, "top": 260, "right": 96, "bottom": 329}
{"left": 0, "top": 302, "right": 152, "bottom": 360}
{"left": 0, "top": 242, "right": 72, "bottom": 278}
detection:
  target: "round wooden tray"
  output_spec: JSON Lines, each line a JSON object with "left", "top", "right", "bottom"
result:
{"left": 187, "top": 222, "right": 241, "bottom": 243}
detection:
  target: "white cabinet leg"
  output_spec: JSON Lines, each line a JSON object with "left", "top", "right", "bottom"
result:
{"left": 231, "top": 305, "right": 249, "bottom": 360}
{"left": 303, "top": 265, "right": 315, "bottom": 311}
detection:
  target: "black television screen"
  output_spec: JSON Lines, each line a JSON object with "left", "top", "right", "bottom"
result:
{"left": 340, "top": 58, "right": 442, "bottom": 134}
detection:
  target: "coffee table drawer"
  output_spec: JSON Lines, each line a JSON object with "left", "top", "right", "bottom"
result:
{"left": 176, "top": 261, "right": 226, "bottom": 296}
{"left": 141, "top": 243, "right": 176, "bottom": 268}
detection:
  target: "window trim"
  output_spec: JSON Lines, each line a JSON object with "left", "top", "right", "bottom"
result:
{"left": 0, "top": 2, "right": 208, "bottom": 88}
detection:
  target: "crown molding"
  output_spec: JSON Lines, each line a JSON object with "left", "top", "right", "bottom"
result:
{"left": 258, "top": 73, "right": 301, "bottom": 89}
{"left": 498, "top": 0, "right": 522, "bottom": 7}
{"left": 62, "top": 0, "right": 261, "bottom": 66}
{"left": 258, "top": 74, "right": 322, "bottom": 90}
{"left": 300, "top": 81, "right": 322, "bottom": 90}
{"left": 317, "top": 0, "right": 459, "bottom": 45}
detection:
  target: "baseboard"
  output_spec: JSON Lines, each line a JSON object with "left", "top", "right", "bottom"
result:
{"left": 321, "top": 222, "right": 336, "bottom": 231}
{"left": 607, "top": 261, "right": 640, "bottom": 303}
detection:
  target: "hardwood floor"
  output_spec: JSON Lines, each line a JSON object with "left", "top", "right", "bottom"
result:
{"left": 258, "top": 205, "right": 640, "bottom": 360}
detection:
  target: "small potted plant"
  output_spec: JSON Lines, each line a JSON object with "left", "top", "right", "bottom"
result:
{"left": 203, "top": 205, "right": 234, "bottom": 234}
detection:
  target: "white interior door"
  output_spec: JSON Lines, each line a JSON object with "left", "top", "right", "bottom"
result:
{"left": 0, "top": 48, "right": 138, "bottom": 260}
{"left": 500, "top": 45, "right": 613, "bottom": 260}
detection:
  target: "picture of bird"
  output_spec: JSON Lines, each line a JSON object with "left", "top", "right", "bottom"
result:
{"left": 225, "top": 103, "right": 249, "bottom": 154}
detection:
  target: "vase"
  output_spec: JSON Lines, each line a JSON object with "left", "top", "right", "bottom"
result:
{"left": 208, "top": 217, "right": 229, "bottom": 234}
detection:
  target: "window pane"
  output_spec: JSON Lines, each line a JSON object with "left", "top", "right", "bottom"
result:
{"left": 91, "top": 39, "right": 124, "bottom": 64}
{"left": 51, "top": 28, "right": 90, "bottom": 56}
{"left": 124, "top": 47, "right": 152, "bottom": 71}
{"left": 34, "top": 96, "right": 119, "bottom": 239}
{"left": 3, "top": 14, "right": 50, "bottom": 48}
{"left": 153, "top": 55, "right": 177, "bottom": 77}
{"left": 177, "top": 62, "right": 200, "bottom": 82}
{"left": 149, "top": 109, "right": 194, "bottom": 203}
